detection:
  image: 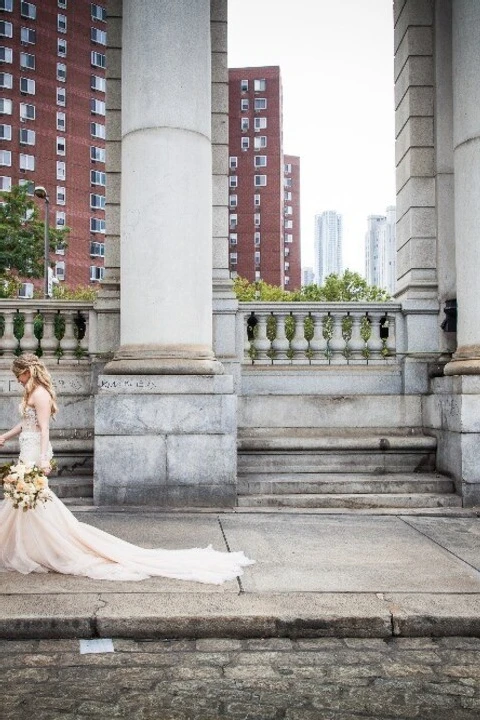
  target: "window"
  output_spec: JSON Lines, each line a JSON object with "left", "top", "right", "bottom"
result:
{"left": 19, "top": 153, "right": 34, "bottom": 171}
{"left": 254, "top": 155, "right": 267, "bottom": 168}
{"left": 284, "top": 163, "right": 292, "bottom": 173}
{"left": 241, "top": 98, "right": 249, "bottom": 112}
{"left": 229, "top": 176, "right": 237, "bottom": 188}
{"left": 285, "top": 220, "right": 293, "bottom": 229}
{"left": 20, "top": 27, "right": 35, "bottom": 44}
{"left": 90, "top": 122, "right": 105, "bottom": 139}
{"left": 91, "top": 51, "right": 106, "bottom": 68}
{"left": 0, "top": 46, "right": 13, "bottom": 63}
{"left": 255, "top": 270, "right": 261, "bottom": 281}
{"left": 21, "top": 2, "right": 36, "bottom": 20}
{"left": 229, "top": 252, "right": 238, "bottom": 266}
{"left": 0, "top": 72, "right": 12, "bottom": 88}
{"left": 284, "top": 247, "right": 290, "bottom": 256}
{"left": 90, "top": 217, "right": 105, "bottom": 233}
{"left": 254, "top": 117, "right": 267, "bottom": 131}
{"left": 56, "top": 136, "right": 66, "bottom": 155}
{"left": 56, "top": 186, "right": 66, "bottom": 204}
{"left": 240, "top": 79, "right": 248, "bottom": 91}
{"left": 254, "top": 251, "right": 261, "bottom": 265}
{"left": 58, "top": 0, "right": 67, "bottom": 8}
{"left": 91, "top": 170, "right": 106, "bottom": 186}
{"left": 57, "top": 14, "right": 67, "bottom": 33}
{"left": 254, "top": 175, "right": 267, "bottom": 187}
{"left": 229, "top": 214, "right": 237, "bottom": 229}
{"left": 56, "top": 87, "right": 66, "bottom": 106}
{"left": 254, "top": 194, "right": 261, "bottom": 207}
{"left": 285, "top": 233, "right": 293, "bottom": 243}
{"left": 20, "top": 52, "right": 35, "bottom": 69}
{"left": 90, "top": 193, "right": 105, "bottom": 209}
{"left": 254, "top": 213, "right": 261, "bottom": 227}
{"left": 90, "top": 146, "right": 105, "bottom": 162}
{"left": 229, "top": 233, "right": 237, "bottom": 245}
{"left": 20, "top": 77, "right": 35, "bottom": 94}
{"left": 241, "top": 137, "right": 249, "bottom": 150}
{"left": 241, "top": 117, "right": 249, "bottom": 132}
{"left": 90, "top": 265, "right": 104, "bottom": 282}
{"left": 57, "top": 38, "right": 67, "bottom": 57}
{"left": 91, "top": 27, "right": 107, "bottom": 45}
{"left": 19, "top": 128, "right": 35, "bottom": 145}
{"left": 55, "top": 261, "right": 65, "bottom": 280}
{"left": 229, "top": 156, "right": 238, "bottom": 170}
{"left": 0, "top": 123, "right": 11, "bottom": 140}
{"left": 55, "top": 241, "right": 65, "bottom": 255}
{"left": 284, "top": 177, "right": 292, "bottom": 188}
{"left": 56, "top": 111, "right": 66, "bottom": 131}
{"left": 0, "top": 0, "right": 13, "bottom": 11}
{"left": 0, "top": 150, "right": 12, "bottom": 166}
{"left": 285, "top": 205, "right": 293, "bottom": 215}
{"left": 20, "top": 102, "right": 35, "bottom": 119}
{"left": 285, "top": 276, "right": 290, "bottom": 286}
{"left": 254, "top": 232, "right": 261, "bottom": 246}
{"left": 254, "top": 98, "right": 267, "bottom": 111}
{"left": 19, "top": 178, "right": 34, "bottom": 194}
{"left": 90, "top": 241, "right": 105, "bottom": 257}
{"left": 254, "top": 79, "right": 266, "bottom": 92}
{"left": 0, "top": 22, "right": 13, "bottom": 39}
{"left": 91, "top": 3, "right": 107, "bottom": 22}
{"left": 91, "top": 74, "right": 106, "bottom": 92}
{"left": 0, "top": 98, "right": 12, "bottom": 114}
{"left": 56, "top": 63, "right": 66, "bottom": 81}
{"left": 56, "top": 160, "right": 66, "bottom": 180}
{"left": 229, "top": 194, "right": 237, "bottom": 208}
{"left": 0, "top": 176, "right": 11, "bottom": 191}
{"left": 285, "top": 191, "right": 292, "bottom": 201}
{"left": 90, "top": 98, "right": 105, "bottom": 115}
{"left": 254, "top": 136, "right": 267, "bottom": 150}
{"left": 56, "top": 211, "right": 66, "bottom": 228}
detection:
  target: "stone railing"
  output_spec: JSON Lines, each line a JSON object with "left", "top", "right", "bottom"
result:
{"left": 0, "top": 300, "right": 95, "bottom": 361}
{"left": 237, "top": 302, "right": 404, "bottom": 365}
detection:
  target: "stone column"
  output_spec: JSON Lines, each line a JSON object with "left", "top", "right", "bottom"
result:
{"left": 105, "top": 0, "right": 221, "bottom": 375}
{"left": 444, "top": 0, "right": 480, "bottom": 375}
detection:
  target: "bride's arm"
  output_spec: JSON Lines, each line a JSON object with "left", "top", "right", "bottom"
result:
{"left": 32, "top": 388, "right": 52, "bottom": 473}
{"left": 0, "top": 422, "right": 23, "bottom": 446}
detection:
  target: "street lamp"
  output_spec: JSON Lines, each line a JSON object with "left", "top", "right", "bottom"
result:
{"left": 34, "top": 185, "right": 50, "bottom": 299}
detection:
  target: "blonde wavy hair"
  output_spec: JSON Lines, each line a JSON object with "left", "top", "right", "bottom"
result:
{"left": 12, "top": 353, "right": 58, "bottom": 418}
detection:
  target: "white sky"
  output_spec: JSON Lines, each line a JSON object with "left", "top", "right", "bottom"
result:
{"left": 228, "top": 0, "right": 396, "bottom": 275}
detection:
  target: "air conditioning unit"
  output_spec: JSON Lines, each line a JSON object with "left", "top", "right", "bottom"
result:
{"left": 18, "top": 282, "right": 34, "bottom": 299}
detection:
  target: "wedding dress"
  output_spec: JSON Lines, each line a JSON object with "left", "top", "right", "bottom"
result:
{"left": 0, "top": 407, "right": 254, "bottom": 583}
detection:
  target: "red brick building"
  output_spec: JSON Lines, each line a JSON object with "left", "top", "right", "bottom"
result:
{"left": 0, "top": 0, "right": 106, "bottom": 287}
{"left": 283, "top": 153, "right": 301, "bottom": 289}
{"left": 228, "top": 66, "right": 301, "bottom": 289}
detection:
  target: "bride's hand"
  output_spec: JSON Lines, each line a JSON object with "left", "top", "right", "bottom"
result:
{"left": 40, "top": 464, "right": 51, "bottom": 476}
{"left": 0, "top": 435, "right": 5, "bottom": 447}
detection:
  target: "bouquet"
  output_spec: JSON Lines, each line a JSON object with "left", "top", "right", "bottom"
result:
{"left": 1, "top": 461, "right": 52, "bottom": 511}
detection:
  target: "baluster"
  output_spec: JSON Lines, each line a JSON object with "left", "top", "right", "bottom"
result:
{"left": 41, "top": 310, "right": 59, "bottom": 358}
{"left": 302, "top": 311, "right": 316, "bottom": 364}
{"left": 1, "top": 309, "right": 18, "bottom": 358}
{"left": 254, "top": 313, "right": 271, "bottom": 364}
{"left": 349, "top": 313, "right": 364, "bottom": 364}
{"left": 79, "top": 311, "right": 90, "bottom": 359}
{"left": 307, "top": 311, "right": 323, "bottom": 364}
{"left": 59, "top": 310, "right": 78, "bottom": 359}
{"left": 330, "top": 311, "right": 346, "bottom": 364}
{"left": 382, "top": 312, "right": 396, "bottom": 361}
{"left": 21, "top": 309, "right": 38, "bottom": 354}
{"left": 368, "top": 312, "right": 384, "bottom": 361}
{"left": 291, "top": 311, "right": 308, "bottom": 364}
{"left": 360, "top": 312, "right": 373, "bottom": 362}
{"left": 272, "top": 312, "right": 289, "bottom": 363}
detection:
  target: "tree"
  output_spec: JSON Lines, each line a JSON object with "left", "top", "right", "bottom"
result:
{"left": 233, "top": 270, "right": 391, "bottom": 303}
{"left": 0, "top": 184, "right": 68, "bottom": 281}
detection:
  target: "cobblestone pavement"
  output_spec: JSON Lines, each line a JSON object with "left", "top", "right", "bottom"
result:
{"left": 2, "top": 637, "right": 480, "bottom": 720}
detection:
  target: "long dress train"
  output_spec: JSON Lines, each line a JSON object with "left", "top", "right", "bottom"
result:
{"left": 0, "top": 408, "right": 254, "bottom": 583}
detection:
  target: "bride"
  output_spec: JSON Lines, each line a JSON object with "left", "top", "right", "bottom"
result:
{"left": 0, "top": 354, "right": 254, "bottom": 583}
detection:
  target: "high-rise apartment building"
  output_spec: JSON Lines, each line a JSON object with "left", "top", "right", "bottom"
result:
{"left": 228, "top": 66, "right": 301, "bottom": 289}
{"left": 365, "top": 206, "right": 396, "bottom": 294}
{"left": 314, "top": 210, "right": 343, "bottom": 285}
{"left": 0, "top": 0, "right": 106, "bottom": 287}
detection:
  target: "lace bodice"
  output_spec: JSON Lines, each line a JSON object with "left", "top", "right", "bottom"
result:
{"left": 22, "top": 405, "right": 40, "bottom": 433}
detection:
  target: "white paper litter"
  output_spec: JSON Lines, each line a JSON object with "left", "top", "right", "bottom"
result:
{"left": 79, "top": 638, "right": 115, "bottom": 654}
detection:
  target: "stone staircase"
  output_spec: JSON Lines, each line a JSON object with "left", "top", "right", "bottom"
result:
{"left": 237, "top": 429, "right": 462, "bottom": 509}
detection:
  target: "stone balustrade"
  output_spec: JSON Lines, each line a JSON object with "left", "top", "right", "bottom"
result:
{"left": 238, "top": 302, "right": 404, "bottom": 365}
{"left": 0, "top": 300, "right": 95, "bottom": 361}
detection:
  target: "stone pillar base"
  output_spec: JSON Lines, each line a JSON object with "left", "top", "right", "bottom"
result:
{"left": 94, "top": 374, "right": 237, "bottom": 507}
{"left": 444, "top": 345, "right": 480, "bottom": 376}
{"left": 103, "top": 344, "right": 224, "bottom": 375}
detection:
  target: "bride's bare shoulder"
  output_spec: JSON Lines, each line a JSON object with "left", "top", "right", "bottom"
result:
{"left": 29, "top": 385, "right": 51, "bottom": 405}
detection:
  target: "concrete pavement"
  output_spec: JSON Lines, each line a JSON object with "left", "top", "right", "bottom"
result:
{"left": 2, "top": 508, "right": 480, "bottom": 639}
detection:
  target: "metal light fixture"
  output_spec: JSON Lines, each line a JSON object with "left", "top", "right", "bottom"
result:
{"left": 34, "top": 185, "right": 50, "bottom": 299}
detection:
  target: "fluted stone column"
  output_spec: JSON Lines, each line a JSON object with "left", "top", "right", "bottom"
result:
{"left": 105, "top": 0, "right": 221, "bottom": 375}
{"left": 444, "top": 0, "right": 480, "bottom": 375}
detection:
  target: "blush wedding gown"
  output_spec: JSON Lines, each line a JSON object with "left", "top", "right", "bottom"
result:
{"left": 0, "top": 407, "right": 254, "bottom": 583}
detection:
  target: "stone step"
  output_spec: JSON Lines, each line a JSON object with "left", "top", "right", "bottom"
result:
{"left": 62, "top": 497, "right": 94, "bottom": 506}
{"left": 48, "top": 475, "right": 93, "bottom": 499}
{"left": 237, "top": 492, "right": 463, "bottom": 509}
{"left": 238, "top": 473, "right": 455, "bottom": 496}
